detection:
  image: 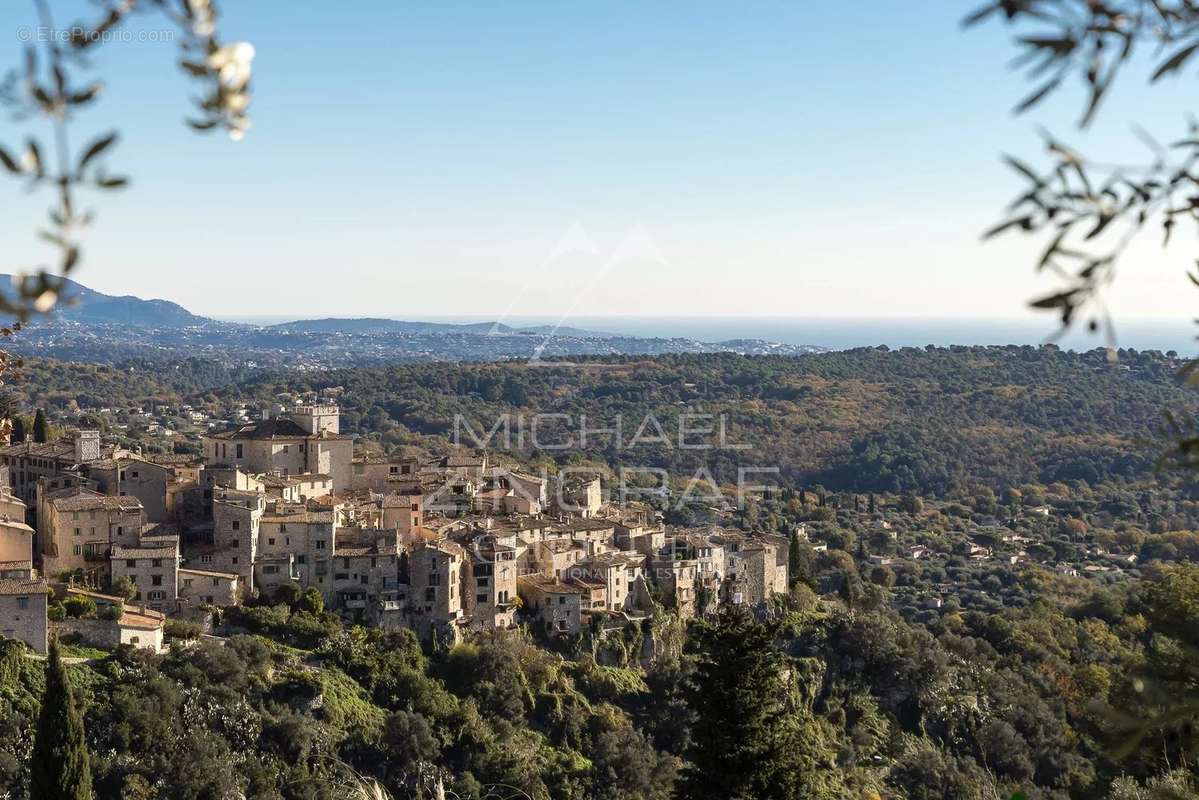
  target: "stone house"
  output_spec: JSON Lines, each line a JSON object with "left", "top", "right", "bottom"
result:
{"left": 110, "top": 541, "right": 180, "bottom": 613}
{"left": 0, "top": 430, "right": 103, "bottom": 505}
{"left": 350, "top": 455, "right": 419, "bottom": 491}
{"left": 201, "top": 406, "right": 352, "bottom": 492}
{"left": 462, "top": 537, "right": 518, "bottom": 630}
{"left": 178, "top": 567, "right": 240, "bottom": 607}
{"left": 256, "top": 505, "right": 335, "bottom": 598}
{"left": 206, "top": 488, "right": 265, "bottom": 591}
{"left": 517, "top": 574, "right": 587, "bottom": 636}
{"left": 381, "top": 491, "right": 423, "bottom": 541}
{"left": 0, "top": 515, "right": 34, "bottom": 564}
{"left": 724, "top": 539, "right": 787, "bottom": 606}
{"left": 0, "top": 578, "right": 48, "bottom": 653}
{"left": 40, "top": 488, "right": 144, "bottom": 581}
{"left": 566, "top": 552, "right": 646, "bottom": 612}
{"left": 80, "top": 456, "right": 171, "bottom": 523}
{"left": 405, "top": 540, "right": 464, "bottom": 634}
{"left": 329, "top": 529, "right": 401, "bottom": 614}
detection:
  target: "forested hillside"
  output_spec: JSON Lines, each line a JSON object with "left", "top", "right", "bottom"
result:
{"left": 26, "top": 345, "right": 1180, "bottom": 496}
{"left": 232, "top": 348, "right": 1194, "bottom": 491}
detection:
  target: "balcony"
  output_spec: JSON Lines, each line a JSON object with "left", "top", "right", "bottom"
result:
{"left": 83, "top": 542, "right": 110, "bottom": 562}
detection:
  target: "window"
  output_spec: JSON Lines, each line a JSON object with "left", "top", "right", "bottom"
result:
{"left": 16, "top": 597, "right": 28, "bottom": 610}
{"left": 200, "top": 554, "right": 213, "bottom": 564}
{"left": 152, "top": 559, "right": 162, "bottom": 568}
{"left": 74, "top": 527, "right": 81, "bottom": 536}
{"left": 268, "top": 538, "right": 275, "bottom": 546}
{"left": 315, "top": 540, "right": 326, "bottom": 550}
{"left": 282, "top": 444, "right": 289, "bottom": 453}
{"left": 131, "top": 470, "right": 139, "bottom": 478}
{"left": 184, "top": 579, "right": 193, "bottom": 589}
{"left": 148, "top": 590, "right": 164, "bottom": 600}
{"left": 235, "top": 444, "right": 243, "bottom": 459}
{"left": 425, "top": 587, "right": 436, "bottom": 601}
{"left": 73, "top": 544, "right": 82, "bottom": 555}
{"left": 130, "top": 636, "right": 140, "bottom": 645}
{"left": 151, "top": 575, "right": 162, "bottom": 586}
{"left": 476, "top": 593, "right": 487, "bottom": 603}
{"left": 126, "top": 559, "right": 136, "bottom": 568}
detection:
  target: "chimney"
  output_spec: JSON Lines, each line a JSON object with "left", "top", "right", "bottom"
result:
{"left": 73, "top": 430, "right": 100, "bottom": 464}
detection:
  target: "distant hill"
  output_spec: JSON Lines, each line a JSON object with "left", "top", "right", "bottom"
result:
{"left": 0, "top": 274, "right": 213, "bottom": 328}
{"left": 269, "top": 317, "right": 614, "bottom": 338}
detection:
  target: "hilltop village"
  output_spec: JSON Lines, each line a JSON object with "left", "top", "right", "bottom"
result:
{"left": 0, "top": 400, "right": 788, "bottom": 654}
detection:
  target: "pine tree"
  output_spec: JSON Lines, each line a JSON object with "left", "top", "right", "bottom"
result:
{"left": 31, "top": 638, "right": 93, "bottom": 800}
{"left": 11, "top": 416, "right": 25, "bottom": 443}
{"left": 33, "top": 409, "right": 48, "bottom": 444}
{"left": 681, "top": 608, "right": 801, "bottom": 800}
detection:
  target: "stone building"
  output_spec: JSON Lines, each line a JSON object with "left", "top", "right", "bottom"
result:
{"left": 201, "top": 406, "right": 353, "bottom": 492}
{"left": 204, "top": 488, "right": 265, "bottom": 591}
{"left": 517, "top": 574, "right": 587, "bottom": 635}
{"left": 0, "top": 578, "right": 47, "bottom": 653}
{"left": 256, "top": 505, "right": 335, "bottom": 599}
{"left": 329, "top": 529, "right": 401, "bottom": 615}
{"left": 567, "top": 551, "right": 646, "bottom": 612}
{"left": 178, "top": 567, "right": 240, "bottom": 607}
{"left": 350, "top": 455, "right": 419, "bottom": 491}
{"left": 462, "top": 536, "right": 518, "bottom": 630}
{"left": 39, "top": 488, "right": 144, "bottom": 581}
{"left": 0, "top": 430, "right": 103, "bottom": 505}
{"left": 406, "top": 540, "right": 464, "bottom": 634}
{"left": 79, "top": 456, "right": 171, "bottom": 523}
{"left": 110, "top": 541, "right": 180, "bottom": 613}
{"left": 381, "top": 490, "right": 423, "bottom": 540}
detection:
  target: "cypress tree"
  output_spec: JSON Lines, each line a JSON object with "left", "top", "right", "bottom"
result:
{"left": 33, "top": 409, "right": 48, "bottom": 444}
{"left": 10, "top": 416, "right": 24, "bottom": 443}
{"left": 787, "top": 530, "right": 803, "bottom": 589}
{"left": 30, "top": 638, "right": 93, "bottom": 800}
{"left": 681, "top": 608, "right": 801, "bottom": 800}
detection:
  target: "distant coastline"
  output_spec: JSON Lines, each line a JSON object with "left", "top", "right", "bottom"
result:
{"left": 213, "top": 314, "right": 1199, "bottom": 355}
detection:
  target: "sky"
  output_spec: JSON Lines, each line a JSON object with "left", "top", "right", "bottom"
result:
{"left": 1, "top": 1, "right": 1197, "bottom": 327}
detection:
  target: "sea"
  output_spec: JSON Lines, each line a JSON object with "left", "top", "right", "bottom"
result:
{"left": 214, "top": 315, "right": 1199, "bottom": 356}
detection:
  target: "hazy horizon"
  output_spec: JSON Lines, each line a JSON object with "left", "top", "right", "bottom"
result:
{"left": 212, "top": 312, "right": 1198, "bottom": 354}
{"left": 4, "top": 1, "right": 1198, "bottom": 324}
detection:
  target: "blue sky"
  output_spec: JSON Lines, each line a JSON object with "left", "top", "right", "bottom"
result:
{"left": 1, "top": 1, "right": 1196, "bottom": 323}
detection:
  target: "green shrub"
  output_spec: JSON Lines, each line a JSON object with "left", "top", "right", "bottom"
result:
{"left": 62, "top": 596, "right": 96, "bottom": 619}
{"left": 97, "top": 604, "right": 123, "bottom": 622}
{"left": 165, "top": 619, "right": 202, "bottom": 640}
